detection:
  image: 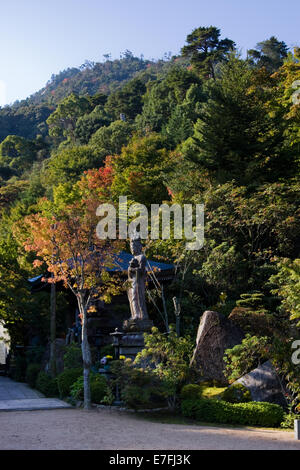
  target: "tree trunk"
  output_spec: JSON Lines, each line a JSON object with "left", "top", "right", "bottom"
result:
{"left": 78, "top": 296, "right": 91, "bottom": 410}
{"left": 49, "top": 279, "right": 56, "bottom": 378}
{"left": 161, "top": 285, "right": 169, "bottom": 333}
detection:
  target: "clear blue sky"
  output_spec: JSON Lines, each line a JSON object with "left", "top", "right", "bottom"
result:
{"left": 1, "top": 0, "right": 299, "bottom": 105}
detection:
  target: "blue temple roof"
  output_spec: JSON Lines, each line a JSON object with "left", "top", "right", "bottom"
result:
{"left": 28, "top": 251, "right": 174, "bottom": 286}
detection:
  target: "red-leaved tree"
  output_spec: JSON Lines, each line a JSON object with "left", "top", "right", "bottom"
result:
{"left": 21, "top": 199, "right": 123, "bottom": 409}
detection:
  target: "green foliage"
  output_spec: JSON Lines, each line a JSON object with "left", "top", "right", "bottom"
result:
{"left": 104, "top": 77, "right": 146, "bottom": 121}
{"left": 135, "top": 326, "right": 194, "bottom": 408}
{"left": 0, "top": 27, "right": 299, "bottom": 406}
{"left": 247, "top": 36, "right": 288, "bottom": 73}
{"left": 181, "top": 26, "right": 235, "bottom": 78}
{"left": 70, "top": 373, "right": 108, "bottom": 404}
{"left": 182, "top": 56, "right": 287, "bottom": 185}
{"left": 46, "top": 93, "right": 91, "bottom": 144}
{"left": 57, "top": 367, "right": 83, "bottom": 398}
{"left": 74, "top": 105, "right": 112, "bottom": 145}
{"left": 111, "top": 133, "right": 170, "bottom": 204}
{"left": 36, "top": 371, "right": 59, "bottom": 397}
{"left": 181, "top": 398, "right": 284, "bottom": 428}
{"left": 63, "top": 344, "right": 82, "bottom": 369}
{"left": 110, "top": 359, "right": 169, "bottom": 410}
{"left": 270, "top": 258, "right": 300, "bottom": 325}
{"left": 199, "top": 383, "right": 227, "bottom": 399}
{"left": 121, "top": 383, "right": 165, "bottom": 410}
{"left": 25, "top": 363, "right": 41, "bottom": 388}
{"left": 223, "top": 335, "right": 270, "bottom": 383}
{"left": 221, "top": 383, "right": 252, "bottom": 404}
{"left": 89, "top": 120, "right": 133, "bottom": 156}
{"left": 0, "top": 135, "right": 39, "bottom": 177}
{"left": 90, "top": 375, "right": 109, "bottom": 404}
{"left": 280, "top": 411, "right": 299, "bottom": 429}
{"left": 180, "top": 384, "right": 202, "bottom": 400}
{"left": 46, "top": 145, "right": 100, "bottom": 185}
{"left": 136, "top": 67, "right": 201, "bottom": 135}
{"left": 0, "top": 103, "right": 52, "bottom": 143}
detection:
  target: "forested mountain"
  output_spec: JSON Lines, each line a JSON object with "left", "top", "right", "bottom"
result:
{"left": 0, "top": 52, "right": 177, "bottom": 142}
{"left": 0, "top": 27, "right": 299, "bottom": 410}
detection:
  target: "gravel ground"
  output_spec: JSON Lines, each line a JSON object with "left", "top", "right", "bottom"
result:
{"left": 0, "top": 407, "right": 299, "bottom": 450}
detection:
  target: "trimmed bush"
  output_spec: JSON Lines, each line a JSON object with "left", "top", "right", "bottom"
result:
{"left": 180, "top": 384, "right": 202, "bottom": 400}
{"left": 70, "top": 373, "right": 108, "bottom": 404}
{"left": 121, "top": 383, "right": 167, "bottom": 410}
{"left": 36, "top": 371, "right": 59, "bottom": 397}
{"left": 90, "top": 375, "right": 109, "bottom": 404}
{"left": 26, "top": 363, "right": 41, "bottom": 388}
{"left": 221, "top": 383, "right": 252, "bottom": 404}
{"left": 63, "top": 344, "right": 82, "bottom": 369}
{"left": 181, "top": 398, "right": 284, "bottom": 428}
{"left": 57, "top": 367, "right": 83, "bottom": 398}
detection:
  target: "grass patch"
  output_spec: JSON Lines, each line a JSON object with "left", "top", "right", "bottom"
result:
{"left": 200, "top": 385, "right": 227, "bottom": 399}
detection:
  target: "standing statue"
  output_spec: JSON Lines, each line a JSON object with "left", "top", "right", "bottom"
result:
{"left": 120, "top": 233, "right": 154, "bottom": 360}
{"left": 127, "top": 235, "right": 148, "bottom": 321}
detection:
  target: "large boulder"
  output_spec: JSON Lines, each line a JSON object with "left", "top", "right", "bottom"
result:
{"left": 190, "top": 310, "right": 244, "bottom": 385}
{"left": 234, "top": 361, "right": 287, "bottom": 407}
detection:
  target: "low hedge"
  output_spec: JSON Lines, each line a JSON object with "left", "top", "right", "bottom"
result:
{"left": 221, "top": 383, "right": 252, "bottom": 404}
{"left": 181, "top": 398, "right": 284, "bottom": 428}
{"left": 36, "top": 371, "right": 59, "bottom": 397}
{"left": 180, "top": 384, "right": 202, "bottom": 401}
{"left": 70, "top": 373, "right": 108, "bottom": 404}
{"left": 57, "top": 367, "right": 83, "bottom": 398}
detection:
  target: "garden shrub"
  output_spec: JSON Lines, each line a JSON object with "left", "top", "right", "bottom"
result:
{"left": 90, "top": 375, "right": 109, "bottom": 404}
{"left": 70, "top": 373, "right": 108, "bottom": 404}
{"left": 57, "top": 367, "right": 83, "bottom": 398}
{"left": 181, "top": 398, "right": 284, "bottom": 428}
{"left": 110, "top": 359, "right": 169, "bottom": 410}
{"left": 135, "top": 326, "right": 194, "bottom": 408}
{"left": 180, "top": 384, "right": 202, "bottom": 400}
{"left": 221, "top": 383, "right": 252, "bottom": 403}
{"left": 36, "top": 371, "right": 59, "bottom": 397}
{"left": 121, "top": 382, "right": 167, "bottom": 410}
{"left": 25, "top": 363, "right": 41, "bottom": 388}
{"left": 280, "top": 406, "right": 299, "bottom": 429}
{"left": 63, "top": 344, "right": 82, "bottom": 369}
{"left": 199, "top": 383, "right": 227, "bottom": 399}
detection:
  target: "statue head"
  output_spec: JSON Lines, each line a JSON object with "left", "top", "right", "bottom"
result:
{"left": 129, "top": 231, "right": 143, "bottom": 256}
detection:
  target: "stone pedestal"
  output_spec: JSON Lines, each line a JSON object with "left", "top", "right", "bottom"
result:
{"left": 120, "top": 318, "right": 153, "bottom": 360}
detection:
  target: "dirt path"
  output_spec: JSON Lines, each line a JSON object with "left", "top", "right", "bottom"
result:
{"left": 0, "top": 408, "right": 299, "bottom": 450}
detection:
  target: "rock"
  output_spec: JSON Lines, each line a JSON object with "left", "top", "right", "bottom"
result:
{"left": 190, "top": 310, "right": 244, "bottom": 385}
{"left": 235, "top": 361, "right": 287, "bottom": 407}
